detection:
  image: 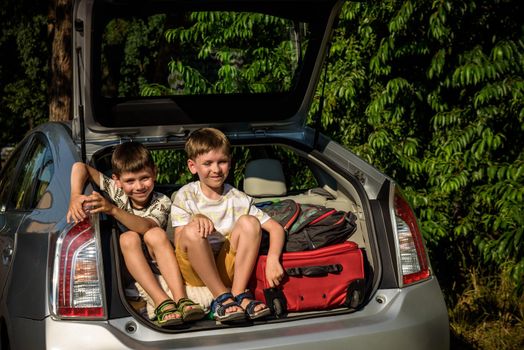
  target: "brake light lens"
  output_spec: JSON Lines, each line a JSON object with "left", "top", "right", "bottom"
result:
{"left": 52, "top": 214, "right": 106, "bottom": 318}
{"left": 393, "top": 191, "right": 431, "bottom": 286}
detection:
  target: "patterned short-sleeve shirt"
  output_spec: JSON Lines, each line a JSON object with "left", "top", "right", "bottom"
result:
{"left": 171, "top": 181, "right": 270, "bottom": 252}
{"left": 100, "top": 173, "right": 171, "bottom": 230}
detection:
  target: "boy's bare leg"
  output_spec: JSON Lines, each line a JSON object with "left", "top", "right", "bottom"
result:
{"left": 229, "top": 215, "right": 266, "bottom": 312}
{"left": 120, "top": 231, "right": 178, "bottom": 319}
{"left": 177, "top": 225, "right": 242, "bottom": 314}
{"left": 143, "top": 227, "right": 187, "bottom": 301}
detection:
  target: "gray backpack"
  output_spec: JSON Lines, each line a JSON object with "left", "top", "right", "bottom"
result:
{"left": 258, "top": 199, "right": 357, "bottom": 252}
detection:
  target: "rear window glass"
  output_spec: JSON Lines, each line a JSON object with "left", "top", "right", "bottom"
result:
{"left": 151, "top": 145, "right": 317, "bottom": 193}
{"left": 100, "top": 11, "right": 310, "bottom": 98}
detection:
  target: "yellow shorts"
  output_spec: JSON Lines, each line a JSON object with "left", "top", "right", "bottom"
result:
{"left": 175, "top": 238, "right": 236, "bottom": 287}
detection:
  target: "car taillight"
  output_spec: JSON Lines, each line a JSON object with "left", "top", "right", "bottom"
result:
{"left": 52, "top": 214, "right": 106, "bottom": 318}
{"left": 393, "top": 190, "right": 431, "bottom": 286}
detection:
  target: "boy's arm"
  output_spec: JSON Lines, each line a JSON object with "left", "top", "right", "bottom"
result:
{"left": 261, "top": 218, "right": 285, "bottom": 287}
{"left": 71, "top": 161, "right": 103, "bottom": 192}
{"left": 67, "top": 162, "right": 103, "bottom": 223}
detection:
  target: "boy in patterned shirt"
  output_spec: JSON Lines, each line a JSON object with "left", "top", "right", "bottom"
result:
{"left": 171, "top": 128, "right": 285, "bottom": 322}
{"left": 67, "top": 142, "right": 204, "bottom": 327}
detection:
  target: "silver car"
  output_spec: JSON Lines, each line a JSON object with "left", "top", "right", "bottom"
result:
{"left": 0, "top": 0, "right": 449, "bottom": 349}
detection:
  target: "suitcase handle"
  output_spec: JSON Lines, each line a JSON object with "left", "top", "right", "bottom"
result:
{"left": 286, "top": 264, "right": 343, "bottom": 277}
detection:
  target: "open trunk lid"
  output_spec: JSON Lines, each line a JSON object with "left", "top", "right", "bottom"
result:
{"left": 72, "top": 0, "right": 343, "bottom": 143}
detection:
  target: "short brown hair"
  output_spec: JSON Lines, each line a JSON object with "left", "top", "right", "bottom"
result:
{"left": 185, "top": 128, "right": 231, "bottom": 160}
{"left": 111, "top": 142, "right": 155, "bottom": 176}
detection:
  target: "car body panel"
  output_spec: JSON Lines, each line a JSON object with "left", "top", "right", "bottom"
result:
{"left": 314, "top": 131, "right": 391, "bottom": 200}
{"left": 0, "top": 144, "right": 26, "bottom": 298}
{"left": 42, "top": 279, "right": 448, "bottom": 350}
{"left": 0, "top": 213, "right": 24, "bottom": 298}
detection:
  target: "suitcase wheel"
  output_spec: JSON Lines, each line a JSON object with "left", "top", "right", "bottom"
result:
{"left": 272, "top": 298, "right": 284, "bottom": 317}
{"left": 345, "top": 278, "right": 366, "bottom": 309}
{"left": 263, "top": 287, "right": 287, "bottom": 318}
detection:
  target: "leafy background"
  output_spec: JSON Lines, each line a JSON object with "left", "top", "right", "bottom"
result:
{"left": 1, "top": 0, "right": 523, "bottom": 348}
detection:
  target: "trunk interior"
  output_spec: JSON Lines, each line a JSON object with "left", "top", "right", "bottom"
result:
{"left": 91, "top": 140, "right": 375, "bottom": 331}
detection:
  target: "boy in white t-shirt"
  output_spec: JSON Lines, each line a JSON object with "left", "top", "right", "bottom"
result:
{"left": 67, "top": 142, "right": 204, "bottom": 327}
{"left": 171, "top": 128, "right": 285, "bottom": 322}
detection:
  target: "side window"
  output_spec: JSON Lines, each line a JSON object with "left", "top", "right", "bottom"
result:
{"left": 34, "top": 146, "right": 54, "bottom": 209}
{"left": 10, "top": 138, "right": 54, "bottom": 211}
{"left": 0, "top": 146, "right": 24, "bottom": 211}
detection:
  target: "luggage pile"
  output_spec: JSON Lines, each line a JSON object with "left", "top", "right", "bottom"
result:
{"left": 252, "top": 199, "right": 366, "bottom": 317}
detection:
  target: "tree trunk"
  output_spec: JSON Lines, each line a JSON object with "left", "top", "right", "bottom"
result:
{"left": 48, "top": 0, "right": 72, "bottom": 122}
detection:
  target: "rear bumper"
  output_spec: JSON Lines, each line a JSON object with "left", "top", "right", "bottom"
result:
{"left": 42, "top": 277, "right": 448, "bottom": 350}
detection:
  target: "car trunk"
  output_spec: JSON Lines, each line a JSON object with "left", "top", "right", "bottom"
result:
{"left": 85, "top": 131, "right": 379, "bottom": 331}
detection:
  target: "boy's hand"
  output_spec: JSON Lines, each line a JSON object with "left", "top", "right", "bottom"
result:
{"left": 189, "top": 214, "right": 215, "bottom": 238}
{"left": 67, "top": 193, "right": 91, "bottom": 224}
{"left": 67, "top": 191, "right": 114, "bottom": 224}
{"left": 83, "top": 191, "right": 114, "bottom": 216}
{"left": 265, "top": 255, "right": 285, "bottom": 288}
{"left": 260, "top": 218, "right": 285, "bottom": 287}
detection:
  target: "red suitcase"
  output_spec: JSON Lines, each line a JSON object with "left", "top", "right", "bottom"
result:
{"left": 252, "top": 241, "right": 366, "bottom": 316}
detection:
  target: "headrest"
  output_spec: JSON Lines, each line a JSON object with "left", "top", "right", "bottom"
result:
{"left": 243, "top": 159, "right": 287, "bottom": 197}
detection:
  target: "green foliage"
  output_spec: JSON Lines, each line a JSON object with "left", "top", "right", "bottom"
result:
{"left": 101, "top": 15, "right": 166, "bottom": 97}
{"left": 315, "top": 0, "right": 524, "bottom": 293}
{"left": 153, "top": 11, "right": 302, "bottom": 95}
{"left": 151, "top": 149, "right": 193, "bottom": 185}
{"left": 0, "top": 1, "right": 49, "bottom": 146}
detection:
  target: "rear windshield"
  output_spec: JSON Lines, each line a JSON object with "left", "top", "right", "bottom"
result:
{"left": 100, "top": 12, "right": 310, "bottom": 98}
{"left": 89, "top": 1, "right": 334, "bottom": 127}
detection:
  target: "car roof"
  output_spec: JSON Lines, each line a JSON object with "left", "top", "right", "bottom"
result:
{"left": 72, "top": 0, "right": 343, "bottom": 142}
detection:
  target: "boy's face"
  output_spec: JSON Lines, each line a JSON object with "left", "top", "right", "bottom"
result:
{"left": 113, "top": 166, "right": 156, "bottom": 208}
{"left": 188, "top": 148, "right": 230, "bottom": 194}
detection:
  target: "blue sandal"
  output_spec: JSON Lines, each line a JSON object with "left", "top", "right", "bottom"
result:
{"left": 211, "top": 292, "right": 245, "bottom": 322}
{"left": 235, "top": 290, "right": 271, "bottom": 320}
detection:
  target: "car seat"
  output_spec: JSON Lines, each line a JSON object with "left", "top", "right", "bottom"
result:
{"left": 243, "top": 158, "right": 287, "bottom": 198}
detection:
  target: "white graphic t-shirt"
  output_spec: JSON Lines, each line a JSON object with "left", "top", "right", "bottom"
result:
{"left": 171, "top": 181, "right": 270, "bottom": 252}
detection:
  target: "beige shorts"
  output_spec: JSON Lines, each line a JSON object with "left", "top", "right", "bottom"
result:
{"left": 175, "top": 237, "right": 236, "bottom": 287}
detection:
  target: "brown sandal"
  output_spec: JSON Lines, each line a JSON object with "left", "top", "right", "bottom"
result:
{"left": 177, "top": 297, "right": 206, "bottom": 322}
